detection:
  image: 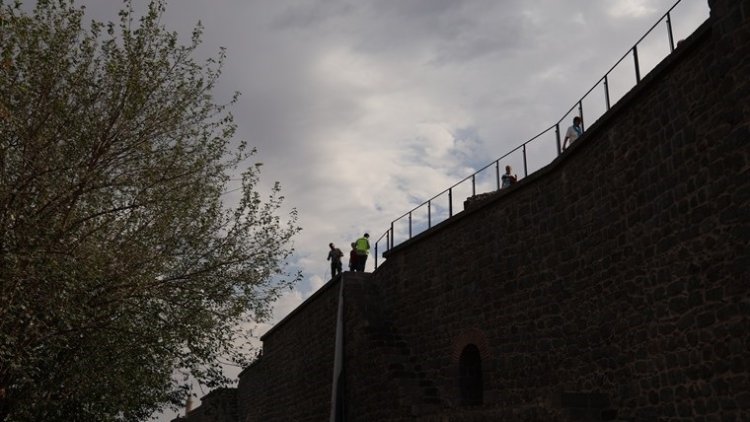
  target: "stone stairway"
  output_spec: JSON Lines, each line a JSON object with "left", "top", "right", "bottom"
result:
{"left": 363, "top": 319, "right": 446, "bottom": 417}
{"left": 349, "top": 279, "right": 447, "bottom": 418}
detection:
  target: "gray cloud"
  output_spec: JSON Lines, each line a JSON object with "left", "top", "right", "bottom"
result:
{"left": 272, "top": 0, "right": 356, "bottom": 30}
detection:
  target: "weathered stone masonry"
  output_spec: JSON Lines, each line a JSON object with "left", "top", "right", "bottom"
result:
{"left": 236, "top": 272, "right": 343, "bottom": 422}
{"left": 178, "top": 1, "right": 749, "bottom": 420}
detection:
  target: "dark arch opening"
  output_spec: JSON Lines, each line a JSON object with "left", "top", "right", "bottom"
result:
{"left": 459, "top": 344, "right": 483, "bottom": 406}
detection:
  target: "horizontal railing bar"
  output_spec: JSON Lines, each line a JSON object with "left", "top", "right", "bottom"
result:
{"left": 557, "top": 1, "right": 682, "bottom": 126}
{"left": 387, "top": 123, "right": 557, "bottom": 227}
{"left": 633, "top": 1, "right": 682, "bottom": 47}
{"left": 446, "top": 124, "right": 556, "bottom": 189}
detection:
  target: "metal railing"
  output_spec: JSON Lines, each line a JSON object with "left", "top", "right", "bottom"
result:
{"left": 374, "top": 0, "right": 703, "bottom": 269}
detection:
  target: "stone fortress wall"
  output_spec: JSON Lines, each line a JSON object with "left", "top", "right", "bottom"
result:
{"left": 177, "top": 1, "right": 749, "bottom": 420}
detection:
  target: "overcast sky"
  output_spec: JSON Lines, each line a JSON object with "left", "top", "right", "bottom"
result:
{"left": 65, "top": 0, "right": 711, "bottom": 419}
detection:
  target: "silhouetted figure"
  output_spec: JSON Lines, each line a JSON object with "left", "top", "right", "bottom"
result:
{"left": 563, "top": 116, "right": 583, "bottom": 150}
{"left": 327, "top": 243, "right": 344, "bottom": 278}
{"left": 348, "top": 242, "right": 358, "bottom": 272}
{"left": 501, "top": 165, "right": 517, "bottom": 188}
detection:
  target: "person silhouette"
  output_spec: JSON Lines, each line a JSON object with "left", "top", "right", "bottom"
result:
{"left": 327, "top": 243, "right": 343, "bottom": 278}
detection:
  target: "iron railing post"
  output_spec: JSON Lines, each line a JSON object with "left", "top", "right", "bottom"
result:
{"left": 428, "top": 201, "right": 432, "bottom": 228}
{"left": 578, "top": 101, "right": 585, "bottom": 132}
{"left": 604, "top": 75, "right": 611, "bottom": 110}
{"left": 667, "top": 12, "right": 675, "bottom": 52}
{"left": 495, "top": 161, "right": 500, "bottom": 190}
{"left": 375, "top": 242, "right": 378, "bottom": 269}
{"left": 448, "top": 188, "right": 453, "bottom": 217}
{"left": 390, "top": 222, "right": 394, "bottom": 249}
{"left": 408, "top": 212, "right": 412, "bottom": 239}
{"left": 523, "top": 144, "right": 528, "bottom": 177}
{"left": 555, "top": 123, "right": 561, "bottom": 155}
{"left": 633, "top": 45, "right": 641, "bottom": 83}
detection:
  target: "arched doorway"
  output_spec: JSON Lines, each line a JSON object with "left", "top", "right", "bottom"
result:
{"left": 459, "top": 344, "right": 483, "bottom": 406}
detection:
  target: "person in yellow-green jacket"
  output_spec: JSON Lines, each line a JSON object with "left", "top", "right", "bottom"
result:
{"left": 354, "top": 233, "right": 370, "bottom": 272}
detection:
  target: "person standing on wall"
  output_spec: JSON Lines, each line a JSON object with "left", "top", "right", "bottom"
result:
{"left": 354, "top": 233, "right": 370, "bottom": 272}
{"left": 501, "top": 165, "right": 517, "bottom": 188}
{"left": 563, "top": 116, "right": 583, "bottom": 150}
{"left": 348, "top": 242, "right": 358, "bottom": 272}
{"left": 327, "top": 243, "right": 344, "bottom": 279}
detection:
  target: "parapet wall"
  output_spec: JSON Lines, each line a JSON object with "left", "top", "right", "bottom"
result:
{"left": 236, "top": 274, "right": 343, "bottom": 421}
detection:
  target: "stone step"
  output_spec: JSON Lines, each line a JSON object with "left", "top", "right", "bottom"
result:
{"left": 364, "top": 319, "right": 446, "bottom": 411}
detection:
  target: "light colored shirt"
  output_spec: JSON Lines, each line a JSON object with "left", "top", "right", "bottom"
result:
{"left": 565, "top": 124, "right": 582, "bottom": 145}
{"left": 501, "top": 173, "right": 515, "bottom": 188}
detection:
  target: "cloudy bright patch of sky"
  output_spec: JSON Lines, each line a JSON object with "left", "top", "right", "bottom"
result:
{"left": 60, "top": 0, "right": 711, "bottom": 419}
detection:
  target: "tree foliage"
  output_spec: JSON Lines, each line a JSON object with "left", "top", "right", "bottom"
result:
{"left": 0, "top": 0, "right": 301, "bottom": 420}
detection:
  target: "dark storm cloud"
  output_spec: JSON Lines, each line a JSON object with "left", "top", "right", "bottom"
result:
{"left": 272, "top": 0, "right": 355, "bottom": 30}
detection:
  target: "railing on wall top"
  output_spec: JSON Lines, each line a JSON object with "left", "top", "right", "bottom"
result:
{"left": 374, "top": 0, "right": 704, "bottom": 269}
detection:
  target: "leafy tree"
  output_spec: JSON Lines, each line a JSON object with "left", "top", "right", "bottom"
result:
{"left": 0, "top": 0, "right": 301, "bottom": 420}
